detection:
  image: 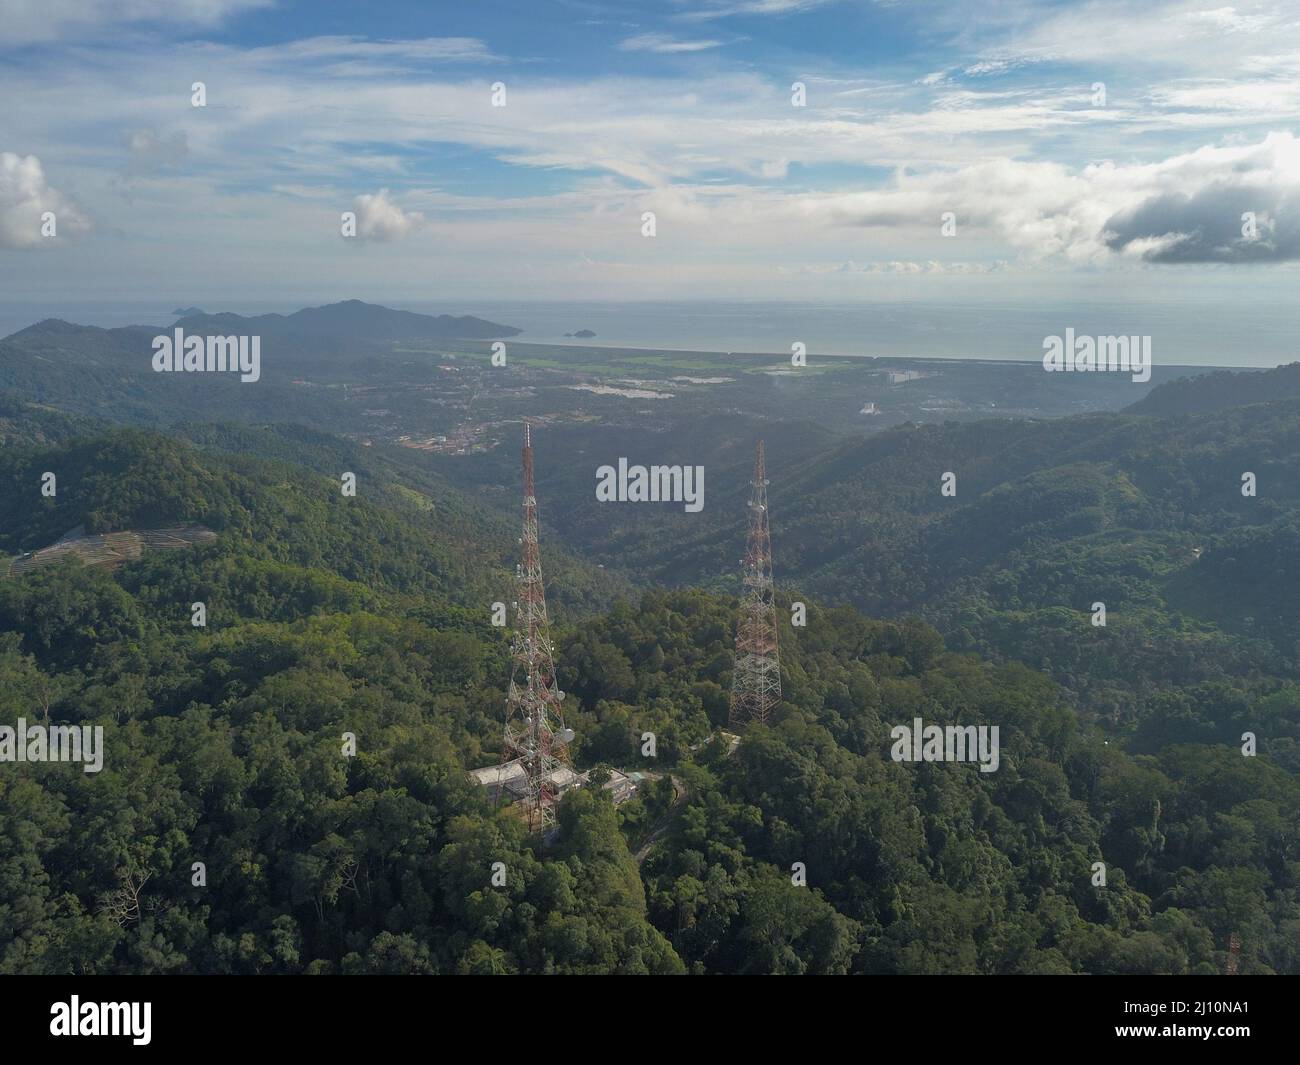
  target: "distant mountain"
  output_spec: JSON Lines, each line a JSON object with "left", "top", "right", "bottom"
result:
{"left": 172, "top": 306, "right": 205, "bottom": 316}
{"left": 174, "top": 299, "right": 521, "bottom": 343}
{"left": 0, "top": 300, "right": 522, "bottom": 425}
{"left": 1126, "top": 362, "right": 1293, "bottom": 416}
{"left": 0, "top": 317, "right": 343, "bottom": 425}
{"left": 2, "top": 318, "right": 158, "bottom": 362}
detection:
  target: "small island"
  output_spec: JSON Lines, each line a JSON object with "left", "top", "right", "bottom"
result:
{"left": 172, "top": 306, "right": 205, "bottom": 317}
{"left": 564, "top": 329, "right": 597, "bottom": 338}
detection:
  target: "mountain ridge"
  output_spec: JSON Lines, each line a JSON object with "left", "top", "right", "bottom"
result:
{"left": 172, "top": 299, "right": 521, "bottom": 342}
{"left": 1125, "top": 361, "right": 1293, "bottom": 416}
{"left": 2, "top": 299, "right": 521, "bottom": 347}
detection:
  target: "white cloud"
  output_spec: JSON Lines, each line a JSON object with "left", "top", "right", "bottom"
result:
{"left": 619, "top": 33, "right": 725, "bottom": 53}
{"left": 2, "top": 26, "right": 1279, "bottom": 216}
{"left": 1, "top": 0, "right": 270, "bottom": 45}
{"left": 350, "top": 188, "right": 423, "bottom": 242}
{"left": 970, "top": 0, "right": 1300, "bottom": 69}
{"left": 962, "top": 57, "right": 1043, "bottom": 77}
{"left": 797, "top": 131, "right": 1300, "bottom": 264}
{"left": 250, "top": 35, "right": 498, "bottom": 65}
{"left": 676, "top": 0, "right": 835, "bottom": 21}
{"left": 793, "top": 259, "right": 1012, "bottom": 275}
{"left": 0, "top": 152, "right": 91, "bottom": 248}
{"left": 4, "top": 13, "right": 1300, "bottom": 298}
{"left": 1147, "top": 77, "right": 1300, "bottom": 121}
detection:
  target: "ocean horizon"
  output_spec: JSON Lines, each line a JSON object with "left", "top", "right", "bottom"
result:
{"left": 2, "top": 297, "right": 1294, "bottom": 368}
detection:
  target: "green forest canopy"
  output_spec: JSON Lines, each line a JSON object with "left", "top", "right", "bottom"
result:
{"left": 0, "top": 419, "right": 1296, "bottom": 974}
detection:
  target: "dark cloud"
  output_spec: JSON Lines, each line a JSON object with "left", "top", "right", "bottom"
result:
{"left": 1103, "top": 183, "right": 1300, "bottom": 263}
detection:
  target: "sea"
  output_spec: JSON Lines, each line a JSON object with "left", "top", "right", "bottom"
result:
{"left": 1, "top": 298, "right": 1295, "bottom": 367}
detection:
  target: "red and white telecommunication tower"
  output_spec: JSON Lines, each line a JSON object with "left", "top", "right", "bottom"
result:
{"left": 502, "top": 424, "right": 571, "bottom": 829}
{"left": 729, "top": 440, "right": 782, "bottom": 728}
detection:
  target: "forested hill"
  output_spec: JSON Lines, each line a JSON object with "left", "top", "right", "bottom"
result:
{"left": 1, "top": 376, "right": 1297, "bottom": 974}
{"left": 1126, "top": 361, "right": 1298, "bottom": 416}
{"left": 4, "top": 527, "right": 1298, "bottom": 972}
{"left": 0, "top": 421, "right": 627, "bottom": 620}
{"left": 523, "top": 398, "right": 1300, "bottom": 727}
{"left": 0, "top": 391, "right": 105, "bottom": 448}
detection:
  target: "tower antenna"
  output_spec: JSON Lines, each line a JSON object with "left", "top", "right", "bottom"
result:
{"left": 729, "top": 440, "right": 782, "bottom": 727}
{"left": 502, "top": 422, "right": 570, "bottom": 830}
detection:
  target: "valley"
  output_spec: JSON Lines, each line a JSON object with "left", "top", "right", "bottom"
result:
{"left": 0, "top": 301, "right": 1296, "bottom": 977}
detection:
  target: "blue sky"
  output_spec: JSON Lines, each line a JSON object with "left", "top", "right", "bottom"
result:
{"left": 2, "top": 0, "right": 1300, "bottom": 320}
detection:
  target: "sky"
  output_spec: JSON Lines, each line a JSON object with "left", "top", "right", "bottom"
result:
{"left": 2, "top": 0, "right": 1300, "bottom": 332}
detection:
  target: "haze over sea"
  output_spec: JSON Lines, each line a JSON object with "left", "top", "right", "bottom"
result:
{"left": 3, "top": 298, "right": 1295, "bottom": 367}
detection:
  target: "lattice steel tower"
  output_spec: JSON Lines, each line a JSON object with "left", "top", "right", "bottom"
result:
{"left": 503, "top": 423, "right": 570, "bottom": 830}
{"left": 729, "top": 440, "right": 782, "bottom": 727}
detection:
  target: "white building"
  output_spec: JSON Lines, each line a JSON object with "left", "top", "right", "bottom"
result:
{"left": 468, "top": 760, "right": 636, "bottom": 805}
